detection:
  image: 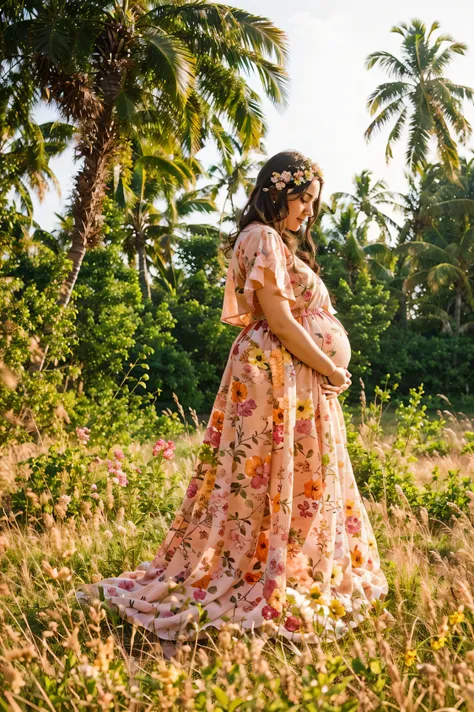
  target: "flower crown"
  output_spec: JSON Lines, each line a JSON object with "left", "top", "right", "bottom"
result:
{"left": 262, "top": 160, "right": 324, "bottom": 192}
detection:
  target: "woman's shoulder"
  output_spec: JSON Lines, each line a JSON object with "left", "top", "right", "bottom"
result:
{"left": 235, "top": 221, "right": 285, "bottom": 252}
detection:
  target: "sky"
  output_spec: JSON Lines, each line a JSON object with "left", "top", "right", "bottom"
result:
{"left": 31, "top": 0, "right": 474, "bottom": 232}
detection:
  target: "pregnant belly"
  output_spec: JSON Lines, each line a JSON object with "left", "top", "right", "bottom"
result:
{"left": 300, "top": 311, "right": 351, "bottom": 369}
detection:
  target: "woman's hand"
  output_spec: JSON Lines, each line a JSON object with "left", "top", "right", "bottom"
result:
{"left": 321, "top": 367, "right": 352, "bottom": 399}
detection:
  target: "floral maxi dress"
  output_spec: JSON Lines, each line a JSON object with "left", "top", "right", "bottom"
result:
{"left": 83, "top": 222, "right": 388, "bottom": 642}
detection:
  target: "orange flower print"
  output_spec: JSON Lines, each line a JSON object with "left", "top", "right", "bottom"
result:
{"left": 272, "top": 491, "right": 281, "bottom": 513}
{"left": 245, "top": 455, "right": 267, "bottom": 477}
{"left": 191, "top": 573, "right": 212, "bottom": 589}
{"left": 345, "top": 500, "right": 355, "bottom": 516}
{"left": 273, "top": 407, "right": 284, "bottom": 425}
{"left": 351, "top": 546, "right": 364, "bottom": 568}
{"left": 211, "top": 409, "right": 225, "bottom": 431}
{"left": 304, "top": 478, "right": 324, "bottom": 500}
{"left": 244, "top": 571, "right": 263, "bottom": 584}
{"left": 232, "top": 381, "right": 248, "bottom": 403}
{"left": 256, "top": 532, "right": 269, "bottom": 563}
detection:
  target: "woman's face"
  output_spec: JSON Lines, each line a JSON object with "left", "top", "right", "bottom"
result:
{"left": 283, "top": 178, "right": 321, "bottom": 231}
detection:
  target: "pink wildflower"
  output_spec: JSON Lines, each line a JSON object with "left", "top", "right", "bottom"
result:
{"left": 76, "top": 426, "right": 91, "bottom": 445}
{"left": 284, "top": 615, "right": 301, "bottom": 632}
{"left": 114, "top": 448, "right": 125, "bottom": 460}
{"left": 262, "top": 605, "right": 280, "bottom": 620}
{"left": 91, "top": 484, "right": 97, "bottom": 491}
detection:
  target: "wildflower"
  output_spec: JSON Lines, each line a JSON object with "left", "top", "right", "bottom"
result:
{"left": 296, "top": 397, "right": 314, "bottom": 419}
{"left": 449, "top": 609, "right": 465, "bottom": 627}
{"left": 76, "top": 426, "right": 91, "bottom": 445}
{"left": 113, "top": 448, "right": 125, "bottom": 460}
{"left": 153, "top": 438, "right": 176, "bottom": 459}
{"left": 284, "top": 615, "right": 301, "bottom": 632}
{"left": 91, "top": 484, "right": 97, "bottom": 491}
{"left": 404, "top": 649, "right": 417, "bottom": 667}
{"left": 329, "top": 599, "right": 346, "bottom": 620}
{"left": 262, "top": 604, "right": 280, "bottom": 620}
{"left": 431, "top": 636, "right": 447, "bottom": 651}
{"left": 309, "top": 583, "right": 325, "bottom": 604}
{"left": 117, "top": 525, "right": 126, "bottom": 536}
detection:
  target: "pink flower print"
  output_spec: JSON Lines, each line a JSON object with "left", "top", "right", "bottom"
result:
{"left": 262, "top": 605, "right": 280, "bottom": 620}
{"left": 118, "top": 580, "right": 134, "bottom": 591}
{"left": 160, "top": 611, "right": 174, "bottom": 618}
{"left": 193, "top": 588, "right": 206, "bottom": 601}
{"left": 303, "top": 290, "right": 312, "bottom": 301}
{"left": 284, "top": 615, "right": 301, "bottom": 632}
{"left": 273, "top": 424, "right": 284, "bottom": 444}
{"left": 296, "top": 419, "right": 312, "bottom": 436}
{"left": 107, "top": 587, "right": 118, "bottom": 597}
{"left": 263, "top": 578, "right": 278, "bottom": 600}
{"left": 323, "top": 332, "right": 333, "bottom": 346}
{"left": 229, "top": 529, "right": 246, "bottom": 552}
{"left": 203, "top": 427, "right": 221, "bottom": 449}
{"left": 298, "top": 501, "right": 313, "bottom": 518}
{"left": 251, "top": 474, "right": 269, "bottom": 489}
{"left": 269, "top": 559, "right": 285, "bottom": 576}
{"left": 186, "top": 480, "right": 199, "bottom": 498}
{"left": 345, "top": 516, "right": 361, "bottom": 534}
{"left": 232, "top": 343, "right": 240, "bottom": 356}
{"left": 237, "top": 399, "right": 257, "bottom": 417}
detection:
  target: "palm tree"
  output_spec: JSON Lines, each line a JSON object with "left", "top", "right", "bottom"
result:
{"left": 365, "top": 19, "right": 474, "bottom": 179}
{"left": 331, "top": 169, "right": 398, "bottom": 241}
{"left": 396, "top": 157, "right": 474, "bottom": 336}
{"left": 0, "top": 86, "right": 74, "bottom": 219}
{"left": 3, "top": 0, "right": 289, "bottom": 307}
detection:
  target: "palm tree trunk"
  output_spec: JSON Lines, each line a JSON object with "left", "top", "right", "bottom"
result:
{"left": 400, "top": 291, "right": 408, "bottom": 328}
{"left": 58, "top": 110, "right": 116, "bottom": 308}
{"left": 136, "top": 232, "right": 151, "bottom": 300}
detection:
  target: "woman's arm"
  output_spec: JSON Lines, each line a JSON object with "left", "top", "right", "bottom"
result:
{"left": 255, "top": 268, "right": 348, "bottom": 385}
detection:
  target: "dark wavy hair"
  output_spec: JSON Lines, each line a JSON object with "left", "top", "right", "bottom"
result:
{"left": 224, "top": 149, "right": 324, "bottom": 272}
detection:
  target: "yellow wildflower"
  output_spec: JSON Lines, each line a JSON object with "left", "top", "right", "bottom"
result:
{"left": 329, "top": 599, "right": 346, "bottom": 620}
{"left": 404, "top": 649, "right": 417, "bottom": 667}
{"left": 449, "top": 610, "right": 465, "bottom": 627}
{"left": 309, "top": 583, "right": 325, "bottom": 604}
{"left": 430, "top": 636, "right": 447, "bottom": 651}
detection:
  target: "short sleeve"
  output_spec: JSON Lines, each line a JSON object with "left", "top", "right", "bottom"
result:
{"left": 221, "top": 224, "right": 296, "bottom": 327}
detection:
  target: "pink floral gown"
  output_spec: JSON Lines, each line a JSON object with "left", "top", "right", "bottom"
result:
{"left": 83, "top": 222, "right": 388, "bottom": 642}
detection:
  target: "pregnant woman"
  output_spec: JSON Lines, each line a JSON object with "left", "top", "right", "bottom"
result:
{"left": 78, "top": 150, "right": 388, "bottom": 643}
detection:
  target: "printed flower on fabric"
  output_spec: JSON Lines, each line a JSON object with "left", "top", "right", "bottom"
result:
{"left": 351, "top": 546, "right": 364, "bottom": 567}
{"left": 256, "top": 532, "right": 269, "bottom": 563}
{"left": 237, "top": 398, "right": 257, "bottom": 417}
{"left": 296, "top": 398, "right": 314, "bottom": 419}
{"left": 232, "top": 381, "right": 248, "bottom": 403}
{"left": 244, "top": 571, "right": 262, "bottom": 584}
{"left": 296, "top": 419, "right": 313, "bottom": 436}
{"left": 345, "top": 516, "right": 361, "bottom": 534}
{"left": 273, "top": 424, "right": 284, "bottom": 444}
{"left": 248, "top": 347, "right": 268, "bottom": 370}
{"left": 304, "top": 478, "right": 324, "bottom": 500}
{"left": 211, "top": 410, "right": 225, "bottom": 431}
{"left": 204, "top": 427, "right": 221, "bottom": 448}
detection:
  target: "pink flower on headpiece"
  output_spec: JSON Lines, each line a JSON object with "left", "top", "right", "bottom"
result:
{"left": 280, "top": 170, "right": 292, "bottom": 183}
{"left": 275, "top": 181, "right": 286, "bottom": 190}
